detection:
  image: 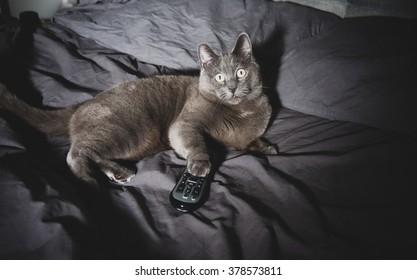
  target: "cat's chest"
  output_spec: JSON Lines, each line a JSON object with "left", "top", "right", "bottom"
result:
{"left": 209, "top": 105, "right": 270, "bottom": 149}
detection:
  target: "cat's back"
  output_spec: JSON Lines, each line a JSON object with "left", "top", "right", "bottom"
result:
{"left": 72, "top": 75, "right": 198, "bottom": 130}
{"left": 97, "top": 75, "right": 197, "bottom": 103}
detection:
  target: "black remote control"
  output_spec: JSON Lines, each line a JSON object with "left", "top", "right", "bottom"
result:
{"left": 170, "top": 168, "right": 212, "bottom": 212}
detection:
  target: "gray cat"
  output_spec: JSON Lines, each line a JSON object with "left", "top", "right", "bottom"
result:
{"left": 0, "top": 33, "right": 277, "bottom": 186}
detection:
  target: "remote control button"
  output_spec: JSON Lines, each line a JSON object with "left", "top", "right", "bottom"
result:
{"left": 192, "top": 187, "right": 201, "bottom": 196}
{"left": 187, "top": 176, "right": 199, "bottom": 183}
{"left": 187, "top": 180, "right": 196, "bottom": 185}
{"left": 177, "top": 184, "right": 185, "bottom": 192}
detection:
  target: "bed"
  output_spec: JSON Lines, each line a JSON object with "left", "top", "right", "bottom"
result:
{"left": 0, "top": 0, "right": 416, "bottom": 259}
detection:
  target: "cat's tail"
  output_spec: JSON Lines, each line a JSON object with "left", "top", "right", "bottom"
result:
{"left": 0, "top": 83, "right": 80, "bottom": 136}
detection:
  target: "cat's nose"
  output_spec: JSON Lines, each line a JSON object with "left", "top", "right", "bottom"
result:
{"left": 228, "top": 85, "right": 237, "bottom": 94}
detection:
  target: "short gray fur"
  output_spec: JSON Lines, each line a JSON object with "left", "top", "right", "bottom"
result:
{"left": 0, "top": 33, "right": 276, "bottom": 187}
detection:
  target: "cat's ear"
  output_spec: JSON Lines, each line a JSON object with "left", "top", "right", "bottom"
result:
{"left": 198, "top": 43, "right": 218, "bottom": 69}
{"left": 231, "top": 32, "right": 252, "bottom": 58}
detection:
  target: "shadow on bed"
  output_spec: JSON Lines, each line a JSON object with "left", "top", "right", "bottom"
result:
{"left": 0, "top": 12, "right": 43, "bottom": 105}
{"left": 253, "top": 27, "right": 284, "bottom": 120}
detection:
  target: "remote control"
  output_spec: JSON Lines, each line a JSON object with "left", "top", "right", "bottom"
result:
{"left": 170, "top": 168, "right": 212, "bottom": 212}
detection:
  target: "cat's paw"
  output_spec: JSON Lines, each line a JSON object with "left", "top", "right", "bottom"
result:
{"left": 187, "top": 159, "right": 211, "bottom": 177}
{"left": 104, "top": 166, "right": 136, "bottom": 185}
{"left": 246, "top": 138, "right": 278, "bottom": 155}
{"left": 264, "top": 145, "right": 278, "bottom": 155}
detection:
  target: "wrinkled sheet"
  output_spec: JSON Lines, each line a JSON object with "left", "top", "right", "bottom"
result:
{"left": 0, "top": 0, "right": 416, "bottom": 259}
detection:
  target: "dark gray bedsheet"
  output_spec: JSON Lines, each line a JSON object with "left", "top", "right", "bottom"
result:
{"left": 0, "top": 0, "right": 416, "bottom": 259}
{"left": 98, "top": 108, "right": 417, "bottom": 259}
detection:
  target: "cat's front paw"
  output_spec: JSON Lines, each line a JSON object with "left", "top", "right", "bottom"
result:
{"left": 246, "top": 138, "right": 278, "bottom": 155}
{"left": 187, "top": 159, "right": 211, "bottom": 177}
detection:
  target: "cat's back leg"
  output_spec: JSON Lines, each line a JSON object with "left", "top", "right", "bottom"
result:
{"left": 66, "top": 97, "right": 162, "bottom": 186}
{"left": 67, "top": 144, "right": 137, "bottom": 186}
{"left": 66, "top": 146, "right": 100, "bottom": 187}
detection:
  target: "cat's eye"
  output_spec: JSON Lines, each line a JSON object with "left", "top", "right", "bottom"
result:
{"left": 236, "top": 69, "right": 247, "bottom": 78}
{"left": 215, "top": 73, "right": 225, "bottom": 83}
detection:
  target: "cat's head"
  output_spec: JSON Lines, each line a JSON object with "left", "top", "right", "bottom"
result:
{"left": 197, "top": 33, "right": 262, "bottom": 105}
